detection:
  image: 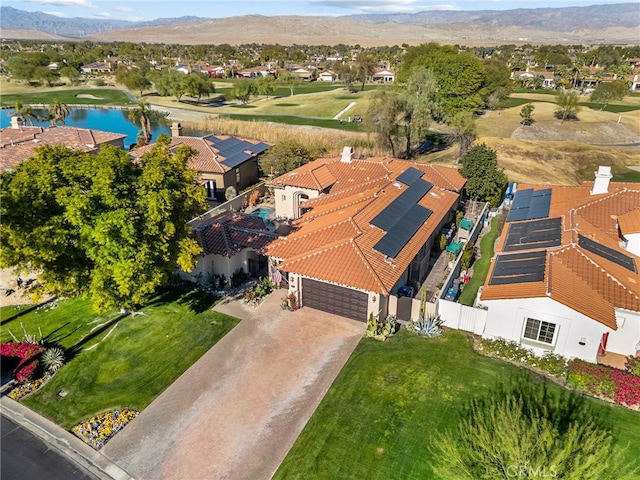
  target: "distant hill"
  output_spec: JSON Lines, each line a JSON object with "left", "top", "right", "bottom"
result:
{"left": 1, "top": 4, "right": 638, "bottom": 46}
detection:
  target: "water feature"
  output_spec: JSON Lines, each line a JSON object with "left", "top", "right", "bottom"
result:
{"left": 0, "top": 107, "right": 204, "bottom": 149}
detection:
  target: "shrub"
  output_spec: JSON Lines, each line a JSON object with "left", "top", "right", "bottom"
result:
{"left": 567, "top": 359, "right": 640, "bottom": 407}
{"left": 408, "top": 314, "right": 443, "bottom": 337}
{"left": 626, "top": 356, "right": 640, "bottom": 378}
{"left": 244, "top": 277, "right": 275, "bottom": 305}
{"left": 366, "top": 313, "right": 396, "bottom": 341}
{"left": 231, "top": 268, "right": 248, "bottom": 288}
{"left": 41, "top": 347, "right": 65, "bottom": 374}
{"left": 479, "top": 337, "right": 568, "bottom": 377}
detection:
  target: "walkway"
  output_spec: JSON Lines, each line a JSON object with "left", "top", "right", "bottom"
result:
{"left": 102, "top": 291, "right": 366, "bottom": 480}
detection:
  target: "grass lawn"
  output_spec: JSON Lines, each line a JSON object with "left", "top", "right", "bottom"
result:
{"left": 458, "top": 215, "right": 503, "bottom": 306}
{"left": 274, "top": 330, "right": 640, "bottom": 479}
{"left": 1, "top": 286, "right": 239, "bottom": 429}
{"left": 218, "top": 113, "right": 364, "bottom": 131}
{"left": 0, "top": 89, "right": 133, "bottom": 107}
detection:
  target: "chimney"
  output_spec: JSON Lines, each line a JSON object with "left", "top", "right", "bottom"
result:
{"left": 171, "top": 122, "right": 183, "bottom": 137}
{"left": 10, "top": 116, "right": 25, "bottom": 130}
{"left": 591, "top": 166, "right": 612, "bottom": 195}
{"left": 341, "top": 146, "right": 354, "bottom": 163}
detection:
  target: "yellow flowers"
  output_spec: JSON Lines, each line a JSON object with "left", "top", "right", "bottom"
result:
{"left": 72, "top": 409, "right": 138, "bottom": 449}
{"left": 8, "top": 377, "right": 46, "bottom": 400}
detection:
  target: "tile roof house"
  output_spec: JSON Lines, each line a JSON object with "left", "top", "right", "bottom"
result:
{"left": 0, "top": 116, "right": 126, "bottom": 172}
{"left": 480, "top": 167, "right": 640, "bottom": 363}
{"left": 130, "top": 123, "right": 271, "bottom": 202}
{"left": 266, "top": 148, "right": 466, "bottom": 321}
{"left": 183, "top": 211, "right": 277, "bottom": 284}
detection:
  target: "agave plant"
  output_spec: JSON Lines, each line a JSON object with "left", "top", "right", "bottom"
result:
{"left": 41, "top": 347, "right": 66, "bottom": 374}
{"left": 411, "top": 314, "right": 444, "bottom": 337}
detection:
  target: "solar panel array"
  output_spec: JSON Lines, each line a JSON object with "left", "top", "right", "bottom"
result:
{"left": 201, "top": 136, "right": 271, "bottom": 169}
{"left": 488, "top": 250, "right": 547, "bottom": 285}
{"left": 503, "top": 217, "right": 562, "bottom": 252}
{"left": 578, "top": 234, "right": 637, "bottom": 273}
{"left": 370, "top": 179, "right": 433, "bottom": 231}
{"left": 506, "top": 188, "right": 552, "bottom": 222}
{"left": 373, "top": 204, "right": 432, "bottom": 258}
{"left": 396, "top": 167, "right": 424, "bottom": 186}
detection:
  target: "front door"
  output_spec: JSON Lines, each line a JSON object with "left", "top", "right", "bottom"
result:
{"left": 598, "top": 332, "right": 609, "bottom": 355}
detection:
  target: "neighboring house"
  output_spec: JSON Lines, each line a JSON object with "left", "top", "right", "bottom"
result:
{"left": 371, "top": 68, "right": 395, "bottom": 83}
{"left": 80, "top": 61, "right": 113, "bottom": 75}
{"left": 318, "top": 70, "right": 338, "bottom": 82}
{"left": 630, "top": 74, "right": 640, "bottom": 92}
{"left": 237, "top": 66, "right": 274, "bottom": 78}
{"left": 480, "top": 167, "right": 640, "bottom": 363}
{"left": 184, "top": 211, "right": 277, "bottom": 283}
{"left": 511, "top": 70, "right": 555, "bottom": 88}
{"left": 0, "top": 116, "right": 126, "bottom": 172}
{"left": 285, "top": 65, "right": 314, "bottom": 80}
{"left": 130, "top": 123, "right": 271, "bottom": 201}
{"left": 266, "top": 147, "right": 466, "bottom": 321}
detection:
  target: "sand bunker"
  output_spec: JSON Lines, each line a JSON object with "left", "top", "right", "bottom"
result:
{"left": 75, "top": 94, "right": 104, "bottom": 100}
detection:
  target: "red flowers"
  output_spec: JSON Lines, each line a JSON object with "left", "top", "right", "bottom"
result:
{"left": 567, "top": 359, "right": 640, "bottom": 407}
{"left": 0, "top": 342, "right": 45, "bottom": 382}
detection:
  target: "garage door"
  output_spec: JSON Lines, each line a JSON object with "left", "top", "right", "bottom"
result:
{"left": 302, "top": 278, "right": 368, "bottom": 322}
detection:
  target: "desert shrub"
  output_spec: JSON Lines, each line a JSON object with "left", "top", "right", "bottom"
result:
{"left": 41, "top": 347, "right": 65, "bottom": 374}
{"left": 626, "top": 356, "right": 640, "bottom": 378}
{"left": 366, "top": 313, "right": 397, "bottom": 341}
{"left": 245, "top": 276, "right": 275, "bottom": 305}
{"left": 408, "top": 314, "right": 443, "bottom": 337}
{"left": 281, "top": 292, "right": 300, "bottom": 311}
{"left": 230, "top": 268, "right": 248, "bottom": 288}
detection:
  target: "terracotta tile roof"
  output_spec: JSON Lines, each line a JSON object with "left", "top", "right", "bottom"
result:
{"left": 267, "top": 157, "right": 464, "bottom": 294}
{"left": 0, "top": 125, "right": 126, "bottom": 171}
{"left": 482, "top": 183, "right": 640, "bottom": 328}
{"left": 194, "top": 212, "right": 277, "bottom": 257}
{"left": 131, "top": 134, "right": 270, "bottom": 174}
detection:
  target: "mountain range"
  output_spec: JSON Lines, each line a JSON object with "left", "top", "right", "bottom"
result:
{"left": 1, "top": 4, "right": 639, "bottom": 46}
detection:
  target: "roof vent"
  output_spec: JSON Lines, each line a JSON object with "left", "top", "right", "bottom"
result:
{"left": 341, "top": 146, "right": 354, "bottom": 163}
{"left": 171, "top": 121, "right": 183, "bottom": 137}
{"left": 591, "top": 165, "right": 612, "bottom": 195}
{"left": 10, "top": 115, "right": 25, "bottom": 129}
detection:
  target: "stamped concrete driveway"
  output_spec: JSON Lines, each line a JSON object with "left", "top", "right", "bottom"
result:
{"left": 102, "top": 291, "right": 365, "bottom": 480}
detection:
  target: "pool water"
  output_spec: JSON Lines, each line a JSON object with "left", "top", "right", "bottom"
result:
{"left": 248, "top": 206, "right": 275, "bottom": 220}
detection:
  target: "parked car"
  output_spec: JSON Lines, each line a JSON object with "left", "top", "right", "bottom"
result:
{"left": 351, "top": 115, "right": 363, "bottom": 123}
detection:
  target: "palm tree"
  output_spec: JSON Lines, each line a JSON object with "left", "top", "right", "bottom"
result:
{"left": 48, "top": 99, "right": 70, "bottom": 125}
{"left": 128, "top": 100, "right": 152, "bottom": 147}
{"left": 11, "top": 101, "right": 38, "bottom": 125}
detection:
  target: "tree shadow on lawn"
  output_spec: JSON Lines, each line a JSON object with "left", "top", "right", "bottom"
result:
{"left": 63, "top": 313, "right": 129, "bottom": 362}
{"left": 0, "top": 297, "right": 59, "bottom": 326}
{"left": 142, "top": 285, "right": 218, "bottom": 314}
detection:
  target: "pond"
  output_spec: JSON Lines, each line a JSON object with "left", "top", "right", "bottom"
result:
{"left": 0, "top": 107, "right": 204, "bottom": 149}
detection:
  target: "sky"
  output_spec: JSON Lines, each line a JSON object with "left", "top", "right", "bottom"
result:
{"left": 6, "top": 0, "right": 635, "bottom": 22}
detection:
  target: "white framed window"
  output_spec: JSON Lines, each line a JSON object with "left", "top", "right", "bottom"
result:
{"left": 522, "top": 317, "right": 557, "bottom": 345}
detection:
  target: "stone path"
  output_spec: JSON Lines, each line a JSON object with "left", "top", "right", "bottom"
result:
{"left": 102, "top": 291, "right": 365, "bottom": 480}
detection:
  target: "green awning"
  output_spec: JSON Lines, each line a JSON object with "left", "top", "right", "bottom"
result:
{"left": 446, "top": 241, "right": 463, "bottom": 255}
{"left": 459, "top": 219, "right": 473, "bottom": 231}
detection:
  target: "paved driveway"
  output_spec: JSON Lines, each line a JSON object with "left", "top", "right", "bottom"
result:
{"left": 102, "top": 291, "right": 365, "bottom": 480}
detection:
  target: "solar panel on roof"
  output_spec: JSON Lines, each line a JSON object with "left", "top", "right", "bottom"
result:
{"left": 506, "top": 188, "right": 552, "bottom": 222}
{"left": 396, "top": 167, "right": 424, "bottom": 186}
{"left": 374, "top": 205, "right": 432, "bottom": 258}
{"left": 489, "top": 250, "right": 547, "bottom": 286}
{"left": 221, "top": 152, "right": 252, "bottom": 168}
{"left": 503, "top": 217, "right": 562, "bottom": 252}
{"left": 370, "top": 179, "right": 433, "bottom": 231}
{"left": 578, "top": 234, "right": 637, "bottom": 273}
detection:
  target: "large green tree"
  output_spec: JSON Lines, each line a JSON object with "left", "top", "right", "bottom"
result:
{"left": 0, "top": 138, "right": 207, "bottom": 311}
{"left": 259, "top": 140, "right": 313, "bottom": 176}
{"left": 555, "top": 90, "right": 581, "bottom": 121}
{"left": 367, "top": 69, "right": 439, "bottom": 159}
{"left": 431, "top": 379, "right": 636, "bottom": 480}
{"left": 590, "top": 79, "right": 629, "bottom": 110}
{"left": 228, "top": 79, "right": 257, "bottom": 104}
{"left": 398, "top": 43, "right": 487, "bottom": 119}
{"left": 459, "top": 143, "right": 507, "bottom": 207}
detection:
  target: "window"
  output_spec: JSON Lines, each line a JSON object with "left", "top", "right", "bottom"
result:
{"left": 205, "top": 180, "right": 216, "bottom": 200}
{"left": 282, "top": 195, "right": 286, "bottom": 201}
{"left": 523, "top": 318, "right": 556, "bottom": 345}
{"left": 235, "top": 168, "right": 241, "bottom": 184}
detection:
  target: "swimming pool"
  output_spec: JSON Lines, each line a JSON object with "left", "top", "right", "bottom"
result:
{"left": 247, "top": 206, "right": 275, "bottom": 221}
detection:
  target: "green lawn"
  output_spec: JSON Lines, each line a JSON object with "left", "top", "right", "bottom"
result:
{"left": 274, "top": 330, "right": 640, "bottom": 479}
{"left": 1, "top": 287, "right": 238, "bottom": 429}
{"left": 219, "top": 113, "right": 364, "bottom": 131}
{"left": 458, "top": 215, "right": 503, "bottom": 306}
{"left": 0, "top": 89, "right": 133, "bottom": 107}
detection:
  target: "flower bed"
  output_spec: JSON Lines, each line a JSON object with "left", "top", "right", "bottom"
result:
{"left": 0, "top": 342, "right": 45, "bottom": 382}
{"left": 73, "top": 409, "right": 139, "bottom": 449}
{"left": 7, "top": 376, "right": 48, "bottom": 400}
{"left": 567, "top": 359, "right": 640, "bottom": 408}
{"left": 479, "top": 337, "right": 568, "bottom": 377}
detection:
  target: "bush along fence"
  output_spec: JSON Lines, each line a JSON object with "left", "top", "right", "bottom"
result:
{"left": 567, "top": 359, "right": 640, "bottom": 409}
{"left": 479, "top": 337, "right": 569, "bottom": 378}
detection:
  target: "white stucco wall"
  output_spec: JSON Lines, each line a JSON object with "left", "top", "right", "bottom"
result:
{"left": 607, "top": 309, "right": 640, "bottom": 356}
{"left": 623, "top": 232, "right": 640, "bottom": 257}
{"left": 482, "top": 297, "right": 614, "bottom": 362}
{"left": 273, "top": 186, "right": 320, "bottom": 219}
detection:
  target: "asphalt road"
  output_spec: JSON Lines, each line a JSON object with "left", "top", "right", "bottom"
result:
{"left": 1, "top": 415, "right": 98, "bottom": 480}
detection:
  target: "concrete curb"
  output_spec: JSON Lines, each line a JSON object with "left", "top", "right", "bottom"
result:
{"left": 0, "top": 396, "right": 134, "bottom": 480}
